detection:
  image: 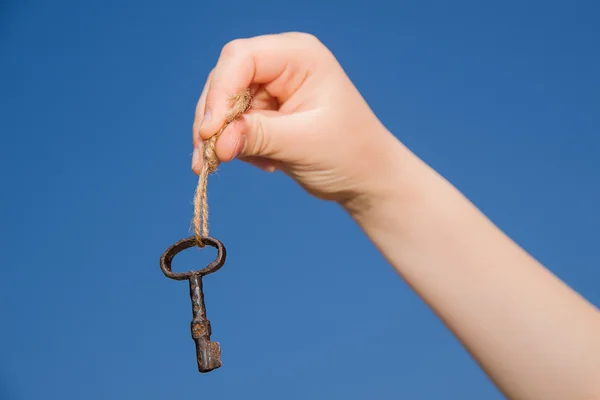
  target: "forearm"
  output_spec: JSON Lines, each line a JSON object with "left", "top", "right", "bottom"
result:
{"left": 344, "top": 135, "right": 600, "bottom": 399}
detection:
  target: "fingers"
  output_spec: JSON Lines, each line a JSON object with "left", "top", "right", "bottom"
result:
{"left": 191, "top": 69, "right": 216, "bottom": 174}
{"left": 195, "top": 32, "right": 325, "bottom": 141}
{"left": 192, "top": 69, "right": 213, "bottom": 149}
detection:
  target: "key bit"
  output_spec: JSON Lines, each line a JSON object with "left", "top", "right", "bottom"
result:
{"left": 160, "top": 236, "right": 227, "bottom": 373}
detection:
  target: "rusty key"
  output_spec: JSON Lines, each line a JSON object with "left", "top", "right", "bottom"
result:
{"left": 160, "top": 236, "right": 227, "bottom": 373}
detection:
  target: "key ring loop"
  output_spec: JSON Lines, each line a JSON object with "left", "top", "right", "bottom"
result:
{"left": 160, "top": 236, "right": 227, "bottom": 281}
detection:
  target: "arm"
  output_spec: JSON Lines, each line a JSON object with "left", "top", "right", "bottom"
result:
{"left": 345, "top": 135, "right": 600, "bottom": 399}
{"left": 192, "top": 32, "right": 600, "bottom": 399}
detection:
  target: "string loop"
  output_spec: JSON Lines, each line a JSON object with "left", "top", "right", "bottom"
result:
{"left": 193, "top": 88, "right": 252, "bottom": 246}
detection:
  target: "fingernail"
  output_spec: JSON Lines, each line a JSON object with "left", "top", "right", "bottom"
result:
{"left": 233, "top": 134, "right": 246, "bottom": 159}
{"left": 192, "top": 146, "right": 201, "bottom": 171}
{"left": 199, "top": 109, "right": 212, "bottom": 130}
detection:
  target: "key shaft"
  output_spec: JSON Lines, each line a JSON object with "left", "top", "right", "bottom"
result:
{"left": 189, "top": 274, "right": 221, "bottom": 372}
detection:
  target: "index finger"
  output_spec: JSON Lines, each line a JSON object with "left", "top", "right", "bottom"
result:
{"left": 194, "top": 32, "right": 325, "bottom": 141}
{"left": 192, "top": 68, "right": 213, "bottom": 148}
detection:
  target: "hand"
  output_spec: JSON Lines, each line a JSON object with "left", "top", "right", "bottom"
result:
{"left": 192, "top": 32, "right": 406, "bottom": 206}
{"left": 191, "top": 32, "right": 600, "bottom": 400}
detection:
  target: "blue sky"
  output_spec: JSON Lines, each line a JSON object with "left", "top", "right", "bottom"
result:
{"left": 1, "top": 0, "right": 599, "bottom": 399}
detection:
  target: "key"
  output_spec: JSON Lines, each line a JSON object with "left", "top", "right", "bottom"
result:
{"left": 160, "top": 236, "right": 227, "bottom": 373}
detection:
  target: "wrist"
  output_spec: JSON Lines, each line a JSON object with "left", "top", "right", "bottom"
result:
{"left": 339, "top": 130, "right": 428, "bottom": 223}
{"left": 339, "top": 132, "right": 470, "bottom": 254}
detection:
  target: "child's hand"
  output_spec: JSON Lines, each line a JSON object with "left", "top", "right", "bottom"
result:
{"left": 192, "top": 32, "right": 405, "bottom": 205}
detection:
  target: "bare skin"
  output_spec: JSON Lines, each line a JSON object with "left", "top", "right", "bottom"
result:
{"left": 191, "top": 32, "right": 600, "bottom": 399}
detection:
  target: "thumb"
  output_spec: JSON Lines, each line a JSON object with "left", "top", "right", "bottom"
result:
{"left": 193, "top": 110, "right": 293, "bottom": 175}
{"left": 236, "top": 110, "right": 304, "bottom": 161}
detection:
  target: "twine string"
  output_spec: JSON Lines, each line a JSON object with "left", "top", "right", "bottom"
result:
{"left": 193, "top": 88, "right": 252, "bottom": 247}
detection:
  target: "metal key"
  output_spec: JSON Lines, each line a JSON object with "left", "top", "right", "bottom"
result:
{"left": 160, "top": 236, "right": 227, "bottom": 373}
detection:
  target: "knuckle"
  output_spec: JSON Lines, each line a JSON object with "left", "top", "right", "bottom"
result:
{"left": 248, "top": 115, "right": 269, "bottom": 156}
{"left": 299, "top": 32, "right": 321, "bottom": 44}
{"left": 285, "top": 31, "right": 318, "bottom": 42}
{"left": 220, "top": 39, "right": 246, "bottom": 58}
{"left": 206, "top": 67, "right": 215, "bottom": 80}
{"left": 291, "top": 32, "right": 323, "bottom": 48}
{"left": 284, "top": 32, "right": 329, "bottom": 61}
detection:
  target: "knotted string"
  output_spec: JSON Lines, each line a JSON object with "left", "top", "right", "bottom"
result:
{"left": 193, "top": 88, "right": 252, "bottom": 247}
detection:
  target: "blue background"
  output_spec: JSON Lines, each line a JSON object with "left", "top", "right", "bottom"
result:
{"left": 1, "top": 0, "right": 599, "bottom": 398}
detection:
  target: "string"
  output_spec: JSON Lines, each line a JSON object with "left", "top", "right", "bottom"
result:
{"left": 193, "top": 88, "right": 252, "bottom": 246}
